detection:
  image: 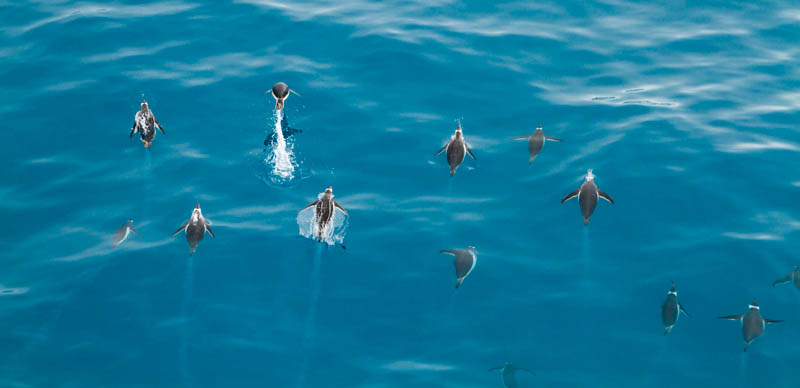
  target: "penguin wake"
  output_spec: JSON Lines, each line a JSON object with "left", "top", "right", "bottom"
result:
{"left": 265, "top": 109, "right": 296, "bottom": 184}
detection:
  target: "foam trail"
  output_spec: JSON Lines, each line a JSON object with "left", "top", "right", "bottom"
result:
{"left": 582, "top": 228, "right": 592, "bottom": 279}
{"left": 266, "top": 109, "right": 295, "bottom": 183}
{"left": 179, "top": 256, "right": 194, "bottom": 388}
{"left": 298, "top": 244, "right": 323, "bottom": 388}
{"left": 143, "top": 148, "right": 153, "bottom": 216}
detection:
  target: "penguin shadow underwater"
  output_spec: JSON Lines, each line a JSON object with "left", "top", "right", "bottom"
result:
{"left": 263, "top": 110, "right": 302, "bottom": 148}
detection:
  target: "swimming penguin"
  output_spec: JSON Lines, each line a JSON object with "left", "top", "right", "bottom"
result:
{"left": 718, "top": 298, "right": 782, "bottom": 352}
{"left": 772, "top": 266, "right": 800, "bottom": 290}
{"left": 561, "top": 169, "right": 614, "bottom": 225}
{"left": 129, "top": 97, "right": 165, "bottom": 149}
{"left": 511, "top": 124, "right": 562, "bottom": 164}
{"left": 112, "top": 218, "right": 138, "bottom": 248}
{"left": 299, "top": 186, "right": 348, "bottom": 243}
{"left": 488, "top": 362, "right": 535, "bottom": 388}
{"left": 439, "top": 246, "right": 477, "bottom": 288}
{"left": 661, "top": 282, "right": 689, "bottom": 335}
{"left": 435, "top": 122, "right": 476, "bottom": 176}
{"left": 171, "top": 203, "right": 215, "bottom": 255}
{"left": 268, "top": 82, "right": 301, "bottom": 110}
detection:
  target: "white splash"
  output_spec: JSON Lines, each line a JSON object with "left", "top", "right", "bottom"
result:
{"left": 296, "top": 194, "right": 349, "bottom": 246}
{"left": 265, "top": 109, "right": 296, "bottom": 183}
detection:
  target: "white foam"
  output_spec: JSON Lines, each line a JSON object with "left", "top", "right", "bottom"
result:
{"left": 265, "top": 109, "right": 296, "bottom": 182}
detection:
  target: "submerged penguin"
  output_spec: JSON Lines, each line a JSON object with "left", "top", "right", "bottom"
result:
{"left": 511, "top": 124, "right": 562, "bottom": 164}
{"left": 488, "top": 362, "right": 535, "bottom": 388}
{"left": 661, "top": 282, "right": 689, "bottom": 335}
{"left": 112, "top": 218, "right": 138, "bottom": 248}
{"left": 435, "top": 122, "right": 476, "bottom": 176}
{"left": 772, "top": 266, "right": 800, "bottom": 290}
{"left": 299, "top": 186, "right": 348, "bottom": 243}
{"left": 561, "top": 169, "right": 614, "bottom": 225}
{"left": 439, "top": 246, "right": 477, "bottom": 288}
{"left": 130, "top": 98, "right": 165, "bottom": 149}
{"left": 718, "top": 298, "right": 782, "bottom": 352}
{"left": 269, "top": 82, "right": 300, "bottom": 110}
{"left": 171, "top": 203, "right": 215, "bottom": 255}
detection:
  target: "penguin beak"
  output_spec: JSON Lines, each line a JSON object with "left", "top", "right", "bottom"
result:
{"left": 196, "top": 202, "right": 201, "bottom": 209}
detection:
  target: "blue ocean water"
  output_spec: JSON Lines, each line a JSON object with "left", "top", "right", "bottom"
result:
{"left": 1, "top": 0, "right": 799, "bottom": 387}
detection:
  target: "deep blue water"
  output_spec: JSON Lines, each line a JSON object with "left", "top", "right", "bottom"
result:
{"left": 1, "top": 1, "right": 800, "bottom": 387}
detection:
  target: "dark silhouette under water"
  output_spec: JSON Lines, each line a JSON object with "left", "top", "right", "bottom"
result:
{"left": 264, "top": 112, "right": 302, "bottom": 147}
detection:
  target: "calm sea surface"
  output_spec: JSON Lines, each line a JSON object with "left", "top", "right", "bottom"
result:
{"left": 1, "top": 1, "right": 799, "bottom": 387}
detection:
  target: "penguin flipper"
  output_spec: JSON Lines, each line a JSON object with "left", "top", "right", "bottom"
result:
{"left": 334, "top": 201, "right": 348, "bottom": 216}
{"left": 154, "top": 115, "right": 165, "bottom": 134}
{"left": 205, "top": 223, "right": 215, "bottom": 238}
{"left": 171, "top": 220, "right": 189, "bottom": 237}
{"left": 561, "top": 189, "right": 580, "bottom": 203}
{"left": 517, "top": 367, "right": 535, "bottom": 375}
{"left": 511, "top": 136, "right": 529, "bottom": 141}
{"left": 130, "top": 123, "right": 137, "bottom": 138}
{"left": 299, "top": 200, "right": 319, "bottom": 213}
{"left": 598, "top": 190, "right": 614, "bottom": 204}
{"left": 772, "top": 273, "right": 792, "bottom": 287}
{"left": 440, "top": 249, "right": 460, "bottom": 256}
{"left": 679, "top": 304, "right": 689, "bottom": 317}
{"left": 544, "top": 135, "right": 563, "bottom": 142}
{"left": 289, "top": 89, "right": 301, "bottom": 97}
{"left": 466, "top": 146, "right": 476, "bottom": 160}
{"left": 765, "top": 319, "right": 783, "bottom": 324}
{"left": 488, "top": 366, "right": 503, "bottom": 372}
{"left": 435, "top": 143, "right": 448, "bottom": 156}
{"left": 717, "top": 315, "right": 743, "bottom": 320}
{"left": 130, "top": 226, "right": 139, "bottom": 235}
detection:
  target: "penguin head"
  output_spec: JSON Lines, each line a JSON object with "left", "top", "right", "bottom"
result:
{"left": 749, "top": 298, "right": 759, "bottom": 310}
{"left": 669, "top": 282, "right": 676, "bottom": 295}
{"left": 325, "top": 186, "right": 333, "bottom": 194}
{"left": 141, "top": 97, "right": 148, "bottom": 108}
{"left": 586, "top": 169, "right": 595, "bottom": 181}
{"left": 455, "top": 121, "right": 462, "bottom": 135}
{"left": 536, "top": 124, "right": 543, "bottom": 131}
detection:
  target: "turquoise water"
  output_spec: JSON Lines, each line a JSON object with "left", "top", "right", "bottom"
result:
{"left": 1, "top": 1, "right": 800, "bottom": 387}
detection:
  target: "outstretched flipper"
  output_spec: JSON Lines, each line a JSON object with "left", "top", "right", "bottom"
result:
{"left": 435, "top": 144, "right": 448, "bottom": 156}
{"left": 205, "top": 223, "right": 215, "bottom": 238}
{"left": 299, "top": 200, "right": 319, "bottom": 213}
{"left": 466, "top": 146, "right": 476, "bottom": 160}
{"left": 440, "top": 249, "right": 460, "bottom": 256}
{"left": 511, "top": 136, "right": 529, "bottom": 141}
{"left": 488, "top": 366, "right": 503, "bottom": 372}
{"left": 773, "top": 273, "right": 793, "bottom": 287}
{"left": 765, "top": 319, "right": 783, "bottom": 324}
{"left": 679, "top": 304, "right": 690, "bottom": 317}
{"left": 545, "top": 135, "right": 563, "bottom": 142}
{"left": 517, "top": 367, "right": 535, "bottom": 375}
{"left": 130, "top": 226, "right": 139, "bottom": 235}
{"left": 334, "top": 201, "right": 349, "bottom": 216}
{"left": 598, "top": 190, "right": 614, "bottom": 204}
{"left": 290, "top": 89, "right": 301, "bottom": 97}
{"left": 561, "top": 189, "right": 580, "bottom": 203}
{"left": 717, "top": 315, "right": 743, "bottom": 320}
{"left": 154, "top": 115, "right": 165, "bottom": 134}
{"left": 171, "top": 220, "right": 189, "bottom": 237}
{"left": 130, "top": 123, "right": 137, "bottom": 138}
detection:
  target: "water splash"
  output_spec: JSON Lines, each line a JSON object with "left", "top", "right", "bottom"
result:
{"left": 296, "top": 197, "right": 349, "bottom": 246}
{"left": 265, "top": 109, "right": 296, "bottom": 184}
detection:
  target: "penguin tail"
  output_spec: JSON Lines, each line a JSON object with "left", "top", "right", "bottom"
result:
{"left": 583, "top": 218, "right": 590, "bottom": 226}
{"left": 275, "top": 100, "right": 284, "bottom": 111}
{"left": 663, "top": 326, "right": 672, "bottom": 336}
{"left": 449, "top": 168, "right": 456, "bottom": 176}
{"left": 529, "top": 155, "right": 537, "bottom": 164}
